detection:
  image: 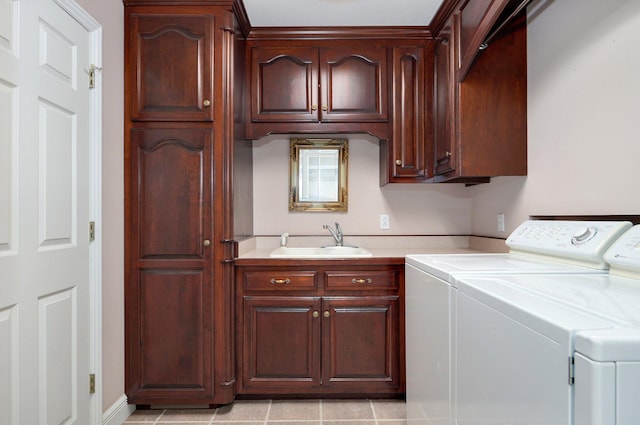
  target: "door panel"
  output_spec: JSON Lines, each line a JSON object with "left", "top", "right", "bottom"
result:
{"left": 0, "top": 0, "right": 94, "bottom": 423}
{"left": 322, "top": 297, "right": 399, "bottom": 390}
{"left": 242, "top": 297, "right": 321, "bottom": 391}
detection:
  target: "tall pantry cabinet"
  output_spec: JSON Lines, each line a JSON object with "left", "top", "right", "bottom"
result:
{"left": 123, "top": 0, "right": 244, "bottom": 405}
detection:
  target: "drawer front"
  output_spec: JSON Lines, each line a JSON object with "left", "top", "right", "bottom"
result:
{"left": 325, "top": 270, "right": 398, "bottom": 291}
{"left": 243, "top": 271, "right": 319, "bottom": 291}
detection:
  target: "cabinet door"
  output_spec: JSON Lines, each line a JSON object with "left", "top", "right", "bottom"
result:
{"left": 128, "top": 14, "right": 214, "bottom": 121}
{"left": 319, "top": 47, "right": 388, "bottom": 122}
{"left": 390, "top": 45, "right": 427, "bottom": 179}
{"left": 126, "top": 127, "right": 214, "bottom": 402}
{"left": 322, "top": 297, "right": 400, "bottom": 392}
{"left": 434, "top": 19, "right": 456, "bottom": 176}
{"left": 250, "top": 47, "right": 319, "bottom": 122}
{"left": 241, "top": 297, "right": 321, "bottom": 392}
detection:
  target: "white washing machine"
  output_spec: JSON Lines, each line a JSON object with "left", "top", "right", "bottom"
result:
{"left": 405, "top": 220, "right": 632, "bottom": 425}
{"left": 452, "top": 225, "right": 640, "bottom": 425}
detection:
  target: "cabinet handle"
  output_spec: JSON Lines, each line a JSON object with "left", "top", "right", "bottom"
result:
{"left": 311, "top": 105, "right": 318, "bottom": 111}
{"left": 352, "top": 278, "right": 373, "bottom": 285}
{"left": 203, "top": 239, "right": 211, "bottom": 247}
{"left": 321, "top": 105, "right": 328, "bottom": 111}
{"left": 203, "top": 99, "right": 211, "bottom": 107}
{"left": 312, "top": 311, "right": 319, "bottom": 318}
{"left": 323, "top": 310, "right": 330, "bottom": 318}
{"left": 395, "top": 159, "right": 402, "bottom": 166}
{"left": 270, "top": 278, "right": 290, "bottom": 285}
{"left": 445, "top": 151, "right": 452, "bottom": 158}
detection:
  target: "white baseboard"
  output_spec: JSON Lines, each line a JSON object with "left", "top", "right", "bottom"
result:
{"left": 103, "top": 394, "right": 135, "bottom": 425}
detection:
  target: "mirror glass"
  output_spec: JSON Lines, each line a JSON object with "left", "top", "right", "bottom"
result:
{"left": 289, "top": 138, "right": 348, "bottom": 212}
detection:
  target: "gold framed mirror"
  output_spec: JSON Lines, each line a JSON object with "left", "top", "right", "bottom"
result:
{"left": 289, "top": 138, "right": 348, "bottom": 212}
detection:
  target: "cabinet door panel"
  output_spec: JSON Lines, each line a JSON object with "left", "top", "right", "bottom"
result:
{"left": 137, "top": 269, "right": 210, "bottom": 392}
{"left": 320, "top": 47, "right": 388, "bottom": 122}
{"left": 251, "top": 47, "right": 318, "bottom": 122}
{"left": 130, "top": 128, "right": 212, "bottom": 259}
{"left": 434, "top": 23, "right": 456, "bottom": 176}
{"left": 127, "top": 127, "right": 214, "bottom": 402}
{"left": 242, "top": 297, "right": 321, "bottom": 390}
{"left": 322, "top": 297, "right": 400, "bottom": 390}
{"left": 391, "top": 46, "right": 427, "bottom": 179}
{"left": 129, "top": 14, "right": 214, "bottom": 121}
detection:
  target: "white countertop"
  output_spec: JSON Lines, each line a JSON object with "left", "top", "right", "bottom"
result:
{"left": 237, "top": 235, "right": 507, "bottom": 259}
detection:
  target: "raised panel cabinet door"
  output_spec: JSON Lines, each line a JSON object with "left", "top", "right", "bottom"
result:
{"left": 126, "top": 127, "right": 215, "bottom": 403}
{"left": 241, "top": 296, "right": 322, "bottom": 392}
{"left": 321, "top": 297, "right": 400, "bottom": 392}
{"left": 128, "top": 13, "right": 214, "bottom": 121}
{"left": 319, "top": 47, "right": 388, "bottom": 122}
{"left": 250, "top": 47, "right": 319, "bottom": 122}
{"left": 391, "top": 45, "right": 427, "bottom": 179}
{"left": 434, "top": 21, "right": 456, "bottom": 176}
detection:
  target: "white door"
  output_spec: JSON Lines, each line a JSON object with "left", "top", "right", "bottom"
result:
{"left": 0, "top": 0, "right": 99, "bottom": 424}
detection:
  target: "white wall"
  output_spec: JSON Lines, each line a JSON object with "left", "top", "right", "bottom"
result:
{"left": 73, "top": 0, "right": 124, "bottom": 412}
{"left": 252, "top": 134, "right": 474, "bottom": 236}
{"left": 470, "top": 0, "right": 640, "bottom": 237}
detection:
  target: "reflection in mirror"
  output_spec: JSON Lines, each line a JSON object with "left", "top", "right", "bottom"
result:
{"left": 289, "top": 138, "right": 348, "bottom": 212}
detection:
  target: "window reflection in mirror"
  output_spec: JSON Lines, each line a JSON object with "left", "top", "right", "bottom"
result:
{"left": 289, "top": 138, "right": 348, "bottom": 212}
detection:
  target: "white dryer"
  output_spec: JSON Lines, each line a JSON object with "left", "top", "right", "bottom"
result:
{"left": 453, "top": 225, "right": 640, "bottom": 425}
{"left": 405, "top": 220, "right": 632, "bottom": 425}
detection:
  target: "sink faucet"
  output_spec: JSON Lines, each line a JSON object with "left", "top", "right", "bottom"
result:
{"left": 323, "top": 222, "right": 343, "bottom": 246}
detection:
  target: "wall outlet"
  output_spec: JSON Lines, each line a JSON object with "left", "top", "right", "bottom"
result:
{"left": 379, "top": 214, "right": 390, "bottom": 230}
{"left": 497, "top": 213, "right": 505, "bottom": 232}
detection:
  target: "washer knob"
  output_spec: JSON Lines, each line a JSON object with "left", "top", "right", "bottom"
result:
{"left": 571, "top": 227, "right": 596, "bottom": 244}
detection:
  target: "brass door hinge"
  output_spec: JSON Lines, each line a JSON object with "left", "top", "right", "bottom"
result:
{"left": 89, "top": 373, "right": 96, "bottom": 394}
{"left": 89, "top": 221, "right": 95, "bottom": 242}
{"left": 89, "top": 64, "right": 102, "bottom": 89}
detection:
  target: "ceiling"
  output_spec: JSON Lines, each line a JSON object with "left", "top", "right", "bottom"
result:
{"left": 242, "top": 0, "right": 446, "bottom": 27}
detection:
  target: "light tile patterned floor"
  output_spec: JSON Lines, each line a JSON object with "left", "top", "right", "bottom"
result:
{"left": 124, "top": 399, "right": 407, "bottom": 425}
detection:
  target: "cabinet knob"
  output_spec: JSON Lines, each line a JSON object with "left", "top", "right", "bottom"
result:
{"left": 323, "top": 310, "right": 330, "bottom": 318}
{"left": 312, "top": 310, "right": 319, "bottom": 318}
{"left": 445, "top": 151, "right": 452, "bottom": 158}
{"left": 203, "top": 239, "right": 211, "bottom": 247}
{"left": 270, "top": 278, "right": 291, "bottom": 285}
{"left": 203, "top": 99, "right": 211, "bottom": 107}
{"left": 352, "top": 278, "right": 373, "bottom": 285}
{"left": 311, "top": 104, "right": 318, "bottom": 111}
{"left": 395, "top": 159, "right": 402, "bottom": 166}
{"left": 322, "top": 105, "right": 328, "bottom": 111}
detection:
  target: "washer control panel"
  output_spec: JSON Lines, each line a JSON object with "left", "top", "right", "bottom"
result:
{"left": 604, "top": 225, "right": 640, "bottom": 273}
{"left": 506, "top": 220, "right": 632, "bottom": 266}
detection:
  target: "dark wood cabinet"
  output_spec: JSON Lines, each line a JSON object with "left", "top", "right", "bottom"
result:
{"left": 432, "top": 10, "right": 527, "bottom": 183}
{"left": 250, "top": 46, "right": 387, "bottom": 123}
{"left": 381, "top": 44, "right": 430, "bottom": 184}
{"left": 124, "top": 2, "right": 241, "bottom": 406}
{"left": 127, "top": 13, "right": 214, "bottom": 122}
{"left": 235, "top": 261, "right": 404, "bottom": 396}
{"left": 247, "top": 43, "right": 391, "bottom": 139}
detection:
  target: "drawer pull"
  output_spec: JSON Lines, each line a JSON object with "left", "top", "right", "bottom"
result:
{"left": 270, "top": 278, "right": 290, "bottom": 285}
{"left": 312, "top": 311, "right": 319, "bottom": 318}
{"left": 352, "top": 278, "right": 373, "bottom": 285}
{"left": 323, "top": 310, "right": 330, "bottom": 318}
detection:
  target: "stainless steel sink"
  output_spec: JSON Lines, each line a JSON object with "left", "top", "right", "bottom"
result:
{"left": 270, "top": 246, "right": 373, "bottom": 258}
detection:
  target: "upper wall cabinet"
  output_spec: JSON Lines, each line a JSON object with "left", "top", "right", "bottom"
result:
{"left": 128, "top": 13, "right": 214, "bottom": 121}
{"left": 247, "top": 44, "right": 390, "bottom": 139}
{"left": 432, "top": 11, "right": 527, "bottom": 183}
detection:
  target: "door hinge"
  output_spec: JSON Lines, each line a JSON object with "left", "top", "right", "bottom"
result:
{"left": 88, "top": 64, "right": 102, "bottom": 89}
{"left": 89, "top": 221, "right": 96, "bottom": 242}
{"left": 89, "top": 373, "right": 96, "bottom": 394}
{"left": 568, "top": 356, "right": 575, "bottom": 385}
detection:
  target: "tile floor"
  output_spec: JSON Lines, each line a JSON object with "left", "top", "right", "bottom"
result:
{"left": 124, "top": 399, "right": 407, "bottom": 425}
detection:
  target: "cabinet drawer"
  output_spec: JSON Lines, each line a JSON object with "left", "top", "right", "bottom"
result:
{"left": 325, "top": 270, "right": 398, "bottom": 291}
{"left": 242, "top": 271, "right": 319, "bottom": 291}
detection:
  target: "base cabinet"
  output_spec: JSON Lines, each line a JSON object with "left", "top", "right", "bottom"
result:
{"left": 236, "top": 262, "right": 404, "bottom": 396}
